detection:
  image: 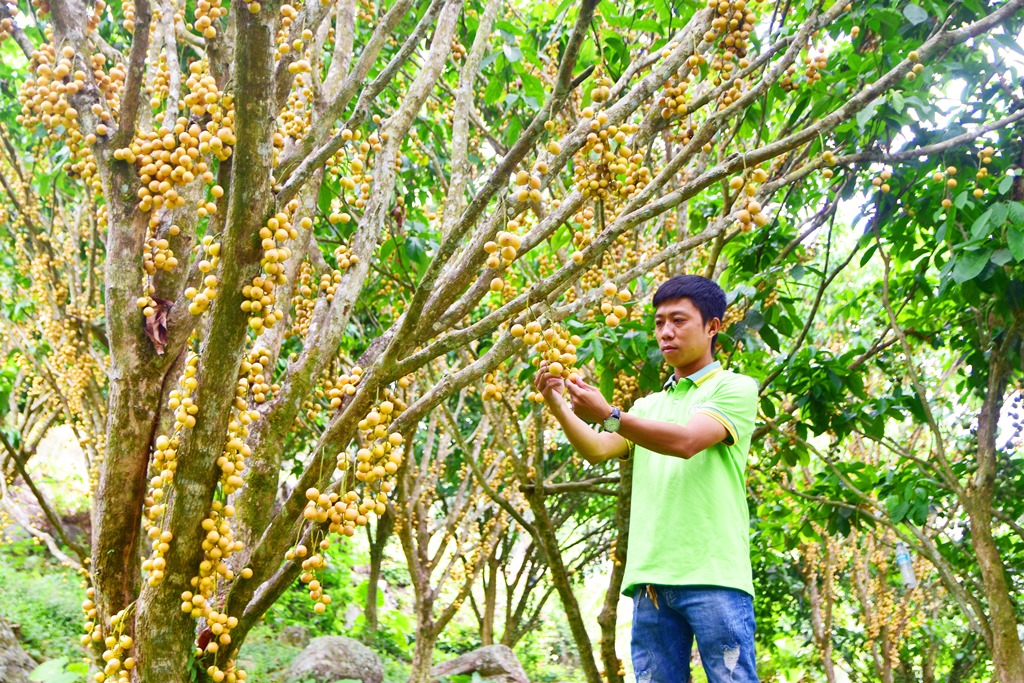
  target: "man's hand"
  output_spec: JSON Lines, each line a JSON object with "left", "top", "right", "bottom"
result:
{"left": 564, "top": 375, "right": 613, "bottom": 423}
{"left": 534, "top": 361, "right": 566, "bottom": 406}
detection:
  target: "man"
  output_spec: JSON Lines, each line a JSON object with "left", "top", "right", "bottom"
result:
{"left": 534, "top": 274, "right": 759, "bottom": 683}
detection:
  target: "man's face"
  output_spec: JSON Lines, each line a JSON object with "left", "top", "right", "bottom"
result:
{"left": 654, "top": 298, "right": 718, "bottom": 367}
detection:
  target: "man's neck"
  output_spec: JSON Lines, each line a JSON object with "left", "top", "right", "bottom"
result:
{"left": 673, "top": 353, "right": 716, "bottom": 381}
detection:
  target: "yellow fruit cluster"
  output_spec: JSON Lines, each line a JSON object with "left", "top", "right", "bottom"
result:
{"left": 192, "top": 0, "right": 226, "bottom": 39}
{"left": 183, "top": 499, "right": 242, "bottom": 641}
{"left": 905, "top": 50, "right": 925, "bottom": 81}
{"left": 120, "top": 62, "right": 235, "bottom": 218}
{"left": 612, "top": 371, "right": 641, "bottom": 408}
{"left": 17, "top": 45, "right": 119, "bottom": 191}
{"left": 242, "top": 210, "right": 296, "bottom": 331}
{"left": 572, "top": 114, "right": 646, "bottom": 203}
{"left": 297, "top": 547, "right": 334, "bottom": 613}
{"left": 803, "top": 50, "right": 828, "bottom": 85}
{"left": 820, "top": 150, "right": 838, "bottom": 179}
{"left": 0, "top": 15, "right": 14, "bottom": 41}
{"left": 143, "top": 232, "right": 180, "bottom": 276}
{"left": 289, "top": 262, "right": 318, "bottom": 339}
{"left": 871, "top": 168, "right": 893, "bottom": 194}
{"left": 512, "top": 168, "right": 543, "bottom": 204}
{"left": 484, "top": 226, "right": 523, "bottom": 268}
{"left": 934, "top": 165, "right": 959, "bottom": 208}
{"left": 598, "top": 281, "right": 632, "bottom": 327}
{"left": 591, "top": 75, "right": 613, "bottom": 103}
{"left": 149, "top": 54, "right": 170, "bottom": 111}
{"left": 520, "top": 323, "right": 582, "bottom": 403}
{"left": 482, "top": 371, "right": 505, "bottom": 401}
{"left": 169, "top": 353, "right": 201, "bottom": 429}
{"left": 184, "top": 235, "right": 222, "bottom": 315}
{"left": 334, "top": 488, "right": 388, "bottom": 536}
{"left": 240, "top": 347, "right": 276, "bottom": 405}
{"left": 141, "top": 524, "right": 174, "bottom": 587}
{"left": 450, "top": 37, "right": 467, "bottom": 60}
{"left": 79, "top": 600, "right": 136, "bottom": 682}
{"left": 144, "top": 434, "right": 178, "bottom": 523}
{"left": 334, "top": 243, "right": 358, "bottom": 271}
{"left": 121, "top": 0, "right": 135, "bottom": 30}
{"left": 352, "top": 395, "right": 406, "bottom": 485}
{"left": 142, "top": 452, "right": 177, "bottom": 573}
{"left": 706, "top": 0, "right": 755, "bottom": 57}
{"left": 328, "top": 366, "right": 362, "bottom": 407}
{"left": 659, "top": 75, "right": 690, "bottom": 119}
{"left": 730, "top": 168, "right": 769, "bottom": 231}
{"left": 218, "top": 413, "right": 255, "bottom": 495}
{"left": 323, "top": 128, "right": 379, "bottom": 208}
{"left": 973, "top": 146, "right": 995, "bottom": 198}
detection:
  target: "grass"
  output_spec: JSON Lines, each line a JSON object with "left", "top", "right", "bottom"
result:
{"left": 0, "top": 539, "right": 85, "bottom": 663}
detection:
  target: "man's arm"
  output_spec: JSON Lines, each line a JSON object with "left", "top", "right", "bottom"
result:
{"left": 535, "top": 363, "right": 629, "bottom": 464}
{"left": 564, "top": 376, "right": 728, "bottom": 460}
{"left": 616, "top": 411, "right": 727, "bottom": 460}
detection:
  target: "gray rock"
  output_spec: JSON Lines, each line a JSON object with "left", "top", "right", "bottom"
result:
{"left": 280, "top": 625, "right": 311, "bottom": 648}
{"left": 430, "top": 645, "right": 529, "bottom": 683}
{"left": 287, "top": 636, "right": 383, "bottom": 683}
{"left": 0, "top": 617, "right": 37, "bottom": 683}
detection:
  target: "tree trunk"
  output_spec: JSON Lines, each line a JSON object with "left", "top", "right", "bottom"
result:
{"left": 365, "top": 509, "right": 394, "bottom": 634}
{"left": 879, "top": 625, "right": 894, "bottom": 683}
{"left": 966, "top": 357, "right": 1024, "bottom": 683}
{"left": 597, "top": 457, "right": 631, "bottom": 683}
{"left": 921, "top": 646, "right": 936, "bottom": 683}
{"left": 409, "top": 621, "right": 438, "bottom": 683}
{"left": 804, "top": 568, "right": 837, "bottom": 683}
{"left": 964, "top": 493, "right": 1024, "bottom": 682}
{"left": 480, "top": 543, "right": 499, "bottom": 646}
{"left": 525, "top": 487, "right": 603, "bottom": 683}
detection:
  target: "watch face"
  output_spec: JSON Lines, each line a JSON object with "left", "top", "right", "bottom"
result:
{"left": 604, "top": 416, "right": 621, "bottom": 432}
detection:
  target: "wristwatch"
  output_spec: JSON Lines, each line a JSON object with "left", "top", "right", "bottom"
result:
{"left": 602, "top": 406, "right": 622, "bottom": 433}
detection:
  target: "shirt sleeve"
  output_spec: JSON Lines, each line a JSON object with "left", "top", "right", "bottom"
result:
{"left": 692, "top": 375, "right": 758, "bottom": 447}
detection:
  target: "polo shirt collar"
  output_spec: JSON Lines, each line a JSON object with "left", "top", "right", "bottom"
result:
{"left": 663, "top": 360, "right": 722, "bottom": 391}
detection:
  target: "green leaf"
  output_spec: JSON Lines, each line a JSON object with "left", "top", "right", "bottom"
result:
{"left": 998, "top": 175, "right": 1013, "bottom": 195}
{"left": 494, "top": 20, "right": 521, "bottom": 36}
{"left": 484, "top": 76, "right": 504, "bottom": 105}
{"left": 855, "top": 100, "right": 880, "bottom": 132}
{"left": 990, "top": 202, "right": 1009, "bottom": 229}
{"left": 1007, "top": 201, "right": 1024, "bottom": 225}
{"left": 903, "top": 4, "right": 929, "bottom": 25}
{"left": 970, "top": 207, "right": 993, "bottom": 240}
{"left": 951, "top": 249, "right": 991, "bottom": 283}
{"left": 503, "top": 44, "right": 522, "bottom": 63}
{"left": 30, "top": 659, "right": 78, "bottom": 683}
{"left": 1007, "top": 227, "right": 1024, "bottom": 262}
{"left": 744, "top": 310, "right": 764, "bottom": 331}
{"left": 759, "top": 324, "right": 781, "bottom": 351}
{"left": 890, "top": 91, "right": 905, "bottom": 114}
{"left": 520, "top": 72, "right": 546, "bottom": 105}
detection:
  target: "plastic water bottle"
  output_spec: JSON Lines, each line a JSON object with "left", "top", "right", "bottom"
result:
{"left": 895, "top": 542, "right": 918, "bottom": 589}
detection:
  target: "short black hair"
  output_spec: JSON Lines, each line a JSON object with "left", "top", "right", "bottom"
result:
{"left": 652, "top": 275, "right": 727, "bottom": 350}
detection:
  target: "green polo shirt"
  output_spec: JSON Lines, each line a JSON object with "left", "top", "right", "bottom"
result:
{"left": 621, "top": 360, "right": 758, "bottom": 598}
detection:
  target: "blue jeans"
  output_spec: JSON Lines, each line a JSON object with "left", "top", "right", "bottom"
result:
{"left": 631, "top": 585, "right": 759, "bottom": 683}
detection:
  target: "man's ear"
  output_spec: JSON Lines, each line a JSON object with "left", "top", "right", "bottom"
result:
{"left": 707, "top": 317, "right": 722, "bottom": 336}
